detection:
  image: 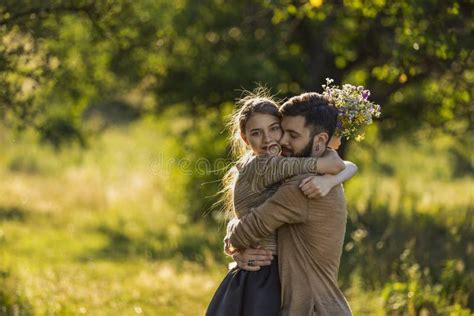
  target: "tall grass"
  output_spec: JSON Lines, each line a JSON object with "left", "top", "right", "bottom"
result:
{"left": 0, "top": 115, "right": 225, "bottom": 315}
{"left": 0, "top": 112, "right": 472, "bottom": 315}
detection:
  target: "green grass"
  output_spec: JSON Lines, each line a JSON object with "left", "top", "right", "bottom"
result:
{"left": 0, "top": 117, "right": 225, "bottom": 315}
{"left": 0, "top": 116, "right": 472, "bottom": 315}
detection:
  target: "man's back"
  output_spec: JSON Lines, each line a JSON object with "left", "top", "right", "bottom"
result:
{"left": 229, "top": 173, "right": 351, "bottom": 315}
{"left": 277, "top": 176, "right": 350, "bottom": 315}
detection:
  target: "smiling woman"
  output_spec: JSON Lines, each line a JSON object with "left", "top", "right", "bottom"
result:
{"left": 0, "top": 0, "right": 472, "bottom": 314}
{"left": 241, "top": 113, "right": 282, "bottom": 155}
{"left": 205, "top": 89, "right": 355, "bottom": 316}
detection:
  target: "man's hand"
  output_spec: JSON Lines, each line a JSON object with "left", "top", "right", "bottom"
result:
{"left": 232, "top": 247, "right": 273, "bottom": 271}
{"left": 299, "top": 174, "right": 336, "bottom": 199}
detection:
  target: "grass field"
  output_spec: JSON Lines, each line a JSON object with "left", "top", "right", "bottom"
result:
{"left": 0, "top": 114, "right": 472, "bottom": 315}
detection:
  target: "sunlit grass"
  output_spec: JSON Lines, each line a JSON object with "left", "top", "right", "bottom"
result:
{"left": 0, "top": 117, "right": 472, "bottom": 314}
{"left": 0, "top": 117, "right": 225, "bottom": 315}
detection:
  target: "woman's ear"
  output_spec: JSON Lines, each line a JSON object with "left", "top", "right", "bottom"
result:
{"left": 240, "top": 131, "right": 249, "bottom": 145}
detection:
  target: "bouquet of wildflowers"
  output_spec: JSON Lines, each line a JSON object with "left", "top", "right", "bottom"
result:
{"left": 322, "top": 78, "right": 381, "bottom": 141}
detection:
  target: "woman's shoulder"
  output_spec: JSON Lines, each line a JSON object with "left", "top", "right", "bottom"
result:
{"left": 235, "top": 155, "right": 257, "bottom": 173}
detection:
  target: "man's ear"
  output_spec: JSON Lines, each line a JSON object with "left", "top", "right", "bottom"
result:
{"left": 313, "top": 132, "right": 329, "bottom": 146}
{"left": 240, "top": 131, "right": 249, "bottom": 145}
{"left": 312, "top": 132, "right": 329, "bottom": 156}
{"left": 321, "top": 132, "right": 329, "bottom": 144}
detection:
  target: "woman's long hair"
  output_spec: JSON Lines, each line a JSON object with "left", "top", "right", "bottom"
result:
{"left": 219, "top": 87, "right": 281, "bottom": 219}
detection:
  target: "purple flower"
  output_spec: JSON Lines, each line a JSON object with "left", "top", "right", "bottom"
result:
{"left": 362, "top": 90, "right": 370, "bottom": 100}
{"left": 336, "top": 120, "right": 343, "bottom": 128}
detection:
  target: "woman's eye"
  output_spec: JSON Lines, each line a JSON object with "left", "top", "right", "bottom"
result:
{"left": 271, "top": 126, "right": 281, "bottom": 131}
{"left": 251, "top": 131, "right": 261, "bottom": 137}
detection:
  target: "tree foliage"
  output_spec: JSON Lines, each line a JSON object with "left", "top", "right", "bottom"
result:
{"left": 0, "top": 0, "right": 472, "bottom": 143}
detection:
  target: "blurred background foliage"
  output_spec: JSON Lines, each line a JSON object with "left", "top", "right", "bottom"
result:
{"left": 0, "top": 0, "right": 472, "bottom": 314}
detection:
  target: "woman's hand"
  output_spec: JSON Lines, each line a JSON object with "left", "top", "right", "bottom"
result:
{"left": 232, "top": 247, "right": 273, "bottom": 272}
{"left": 300, "top": 160, "right": 358, "bottom": 198}
{"left": 299, "top": 174, "right": 336, "bottom": 199}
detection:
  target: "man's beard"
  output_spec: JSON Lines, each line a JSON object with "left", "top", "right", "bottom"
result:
{"left": 282, "top": 140, "right": 314, "bottom": 157}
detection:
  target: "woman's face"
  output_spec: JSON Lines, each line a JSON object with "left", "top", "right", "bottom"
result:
{"left": 242, "top": 113, "right": 282, "bottom": 155}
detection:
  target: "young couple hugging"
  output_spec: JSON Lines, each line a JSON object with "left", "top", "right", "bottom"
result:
{"left": 207, "top": 86, "right": 379, "bottom": 315}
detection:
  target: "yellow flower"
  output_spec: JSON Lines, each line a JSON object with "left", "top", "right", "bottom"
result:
{"left": 310, "top": 0, "right": 324, "bottom": 8}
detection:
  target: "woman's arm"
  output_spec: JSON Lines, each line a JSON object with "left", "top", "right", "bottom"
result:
{"left": 316, "top": 149, "right": 347, "bottom": 175}
{"left": 224, "top": 217, "right": 273, "bottom": 271}
{"left": 299, "top": 160, "right": 358, "bottom": 199}
{"left": 249, "top": 150, "right": 345, "bottom": 191}
{"left": 223, "top": 217, "right": 240, "bottom": 256}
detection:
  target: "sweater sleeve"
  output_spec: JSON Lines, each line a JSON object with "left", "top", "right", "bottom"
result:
{"left": 245, "top": 156, "right": 318, "bottom": 192}
{"left": 223, "top": 217, "right": 240, "bottom": 256}
{"left": 229, "top": 175, "right": 310, "bottom": 249}
{"left": 224, "top": 217, "right": 239, "bottom": 243}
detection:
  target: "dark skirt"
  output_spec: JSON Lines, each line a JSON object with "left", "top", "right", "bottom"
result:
{"left": 206, "top": 256, "right": 281, "bottom": 316}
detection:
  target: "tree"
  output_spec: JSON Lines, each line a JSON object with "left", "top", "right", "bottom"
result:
{"left": 0, "top": 0, "right": 471, "bottom": 146}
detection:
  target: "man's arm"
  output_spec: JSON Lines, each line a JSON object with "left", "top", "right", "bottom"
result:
{"left": 228, "top": 175, "right": 309, "bottom": 249}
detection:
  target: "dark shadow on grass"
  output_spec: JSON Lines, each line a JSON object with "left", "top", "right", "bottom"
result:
{"left": 77, "top": 223, "right": 225, "bottom": 265}
{"left": 339, "top": 205, "right": 474, "bottom": 310}
{"left": 0, "top": 206, "right": 28, "bottom": 222}
{"left": 0, "top": 270, "right": 34, "bottom": 315}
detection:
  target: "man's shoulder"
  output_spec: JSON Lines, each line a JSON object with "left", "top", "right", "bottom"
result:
{"left": 273, "top": 175, "right": 311, "bottom": 204}
{"left": 282, "top": 173, "right": 313, "bottom": 184}
{"left": 277, "top": 174, "right": 312, "bottom": 196}
{"left": 310, "top": 184, "right": 346, "bottom": 207}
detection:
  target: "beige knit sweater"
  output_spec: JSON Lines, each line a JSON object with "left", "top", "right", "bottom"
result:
{"left": 230, "top": 154, "right": 319, "bottom": 254}
{"left": 229, "top": 174, "right": 352, "bottom": 316}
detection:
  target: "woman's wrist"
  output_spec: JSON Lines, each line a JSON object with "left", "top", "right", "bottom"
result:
{"left": 317, "top": 155, "right": 344, "bottom": 175}
{"left": 328, "top": 174, "right": 338, "bottom": 187}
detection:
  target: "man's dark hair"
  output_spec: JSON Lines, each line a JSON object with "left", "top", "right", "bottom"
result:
{"left": 280, "top": 92, "right": 338, "bottom": 141}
